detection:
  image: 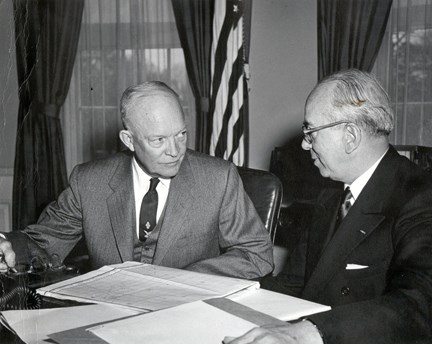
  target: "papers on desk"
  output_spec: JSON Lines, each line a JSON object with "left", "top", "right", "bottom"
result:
{"left": 37, "top": 261, "right": 259, "bottom": 311}
{"left": 88, "top": 300, "right": 261, "bottom": 344}
{"left": 1, "top": 262, "right": 332, "bottom": 344}
{"left": 85, "top": 295, "right": 330, "bottom": 344}
{"left": 0, "top": 304, "right": 140, "bottom": 344}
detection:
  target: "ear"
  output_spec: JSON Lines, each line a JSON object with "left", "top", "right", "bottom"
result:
{"left": 344, "top": 123, "right": 361, "bottom": 154}
{"left": 119, "top": 130, "right": 135, "bottom": 152}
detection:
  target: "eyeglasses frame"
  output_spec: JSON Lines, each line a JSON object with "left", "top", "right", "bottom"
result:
{"left": 302, "top": 120, "right": 351, "bottom": 144}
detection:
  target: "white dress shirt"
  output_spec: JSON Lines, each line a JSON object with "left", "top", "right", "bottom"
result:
{"left": 345, "top": 149, "right": 388, "bottom": 206}
{"left": 132, "top": 157, "right": 171, "bottom": 238}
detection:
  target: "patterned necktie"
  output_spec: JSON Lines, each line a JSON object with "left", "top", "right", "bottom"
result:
{"left": 336, "top": 187, "right": 353, "bottom": 228}
{"left": 139, "top": 177, "right": 160, "bottom": 241}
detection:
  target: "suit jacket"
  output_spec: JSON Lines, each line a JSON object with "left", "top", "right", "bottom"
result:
{"left": 261, "top": 146, "right": 432, "bottom": 343}
{"left": 16, "top": 149, "right": 273, "bottom": 279}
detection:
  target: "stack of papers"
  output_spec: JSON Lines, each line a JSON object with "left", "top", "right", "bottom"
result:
{"left": 36, "top": 261, "right": 259, "bottom": 311}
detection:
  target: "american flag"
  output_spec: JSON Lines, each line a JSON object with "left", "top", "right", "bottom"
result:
{"left": 208, "top": 0, "right": 249, "bottom": 166}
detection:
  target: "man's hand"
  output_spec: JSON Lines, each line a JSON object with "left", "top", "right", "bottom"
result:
{"left": 223, "top": 320, "right": 324, "bottom": 344}
{"left": 0, "top": 237, "right": 16, "bottom": 273}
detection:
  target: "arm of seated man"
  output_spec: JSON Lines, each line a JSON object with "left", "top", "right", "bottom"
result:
{"left": 224, "top": 320, "right": 324, "bottom": 344}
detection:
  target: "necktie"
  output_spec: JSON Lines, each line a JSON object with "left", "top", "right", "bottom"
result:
{"left": 336, "top": 187, "right": 353, "bottom": 228}
{"left": 139, "top": 177, "right": 160, "bottom": 241}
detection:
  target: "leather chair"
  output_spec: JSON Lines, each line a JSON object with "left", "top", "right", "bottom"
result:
{"left": 237, "top": 167, "right": 283, "bottom": 242}
{"left": 238, "top": 167, "right": 286, "bottom": 275}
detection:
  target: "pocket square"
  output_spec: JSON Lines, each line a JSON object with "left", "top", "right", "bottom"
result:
{"left": 346, "top": 264, "right": 369, "bottom": 270}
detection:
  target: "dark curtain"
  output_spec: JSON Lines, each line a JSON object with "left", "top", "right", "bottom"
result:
{"left": 171, "top": 0, "right": 214, "bottom": 153}
{"left": 318, "top": 0, "right": 393, "bottom": 80}
{"left": 12, "top": 0, "right": 84, "bottom": 230}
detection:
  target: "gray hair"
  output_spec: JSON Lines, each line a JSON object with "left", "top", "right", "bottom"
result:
{"left": 120, "top": 81, "right": 183, "bottom": 129}
{"left": 307, "top": 69, "right": 394, "bottom": 136}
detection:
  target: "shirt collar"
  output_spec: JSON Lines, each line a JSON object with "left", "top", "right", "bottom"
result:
{"left": 345, "top": 148, "right": 388, "bottom": 201}
{"left": 132, "top": 156, "right": 171, "bottom": 189}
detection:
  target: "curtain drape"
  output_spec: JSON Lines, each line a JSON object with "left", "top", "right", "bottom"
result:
{"left": 12, "top": 0, "right": 84, "bottom": 230}
{"left": 171, "top": 0, "right": 213, "bottom": 153}
{"left": 318, "top": 0, "right": 393, "bottom": 80}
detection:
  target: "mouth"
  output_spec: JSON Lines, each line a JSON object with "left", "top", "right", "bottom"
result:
{"left": 163, "top": 160, "right": 180, "bottom": 167}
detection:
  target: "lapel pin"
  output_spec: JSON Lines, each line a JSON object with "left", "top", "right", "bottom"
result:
{"left": 359, "top": 230, "right": 366, "bottom": 235}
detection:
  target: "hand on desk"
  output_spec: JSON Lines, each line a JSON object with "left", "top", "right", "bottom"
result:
{"left": 0, "top": 237, "right": 16, "bottom": 273}
{"left": 223, "top": 320, "right": 324, "bottom": 344}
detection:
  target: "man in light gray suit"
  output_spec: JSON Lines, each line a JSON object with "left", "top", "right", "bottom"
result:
{"left": 0, "top": 81, "right": 273, "bottom": 279}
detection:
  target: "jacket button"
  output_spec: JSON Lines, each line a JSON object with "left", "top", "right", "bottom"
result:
{"left": 341, "top": 286, "right": 350, "bottom": 296}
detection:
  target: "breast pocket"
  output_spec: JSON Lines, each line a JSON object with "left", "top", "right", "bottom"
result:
{"left": 340, "top": 260, "right": 389, "bottom": 301}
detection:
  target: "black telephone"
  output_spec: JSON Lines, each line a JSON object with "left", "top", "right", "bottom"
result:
{"left": 0, "top": 270, "right": 41, "bottom": 311}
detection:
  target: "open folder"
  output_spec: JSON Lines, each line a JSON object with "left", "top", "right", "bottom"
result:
{"left": 86, "top": 299, "right": 286, "bottom": 344}
{"left": 48, "top": 298, "right": 289, "bottom": 344}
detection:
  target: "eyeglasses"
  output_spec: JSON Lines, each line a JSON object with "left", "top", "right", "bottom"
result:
{"left": 302, "top": 120, "right": 350, "bottom": 144}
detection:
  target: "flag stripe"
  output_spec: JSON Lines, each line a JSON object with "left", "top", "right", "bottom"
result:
{"left": 210, "top": 20, "right": 243, "bottom": 155}
{"left": 214, "top": 49, "right": 244, "bottom": 158}
{"left": 209, "top": 1, "right": 242, "bottom": 116}
{"left": 209, "top": 0, "right": 247, "bottom": 166}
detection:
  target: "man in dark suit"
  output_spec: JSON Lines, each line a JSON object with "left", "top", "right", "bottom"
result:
{"left": 0, "top": 81, "right": 273, "bottom": 279}
{"left": 226, "top": 69, "right": 432, "bottom": 343}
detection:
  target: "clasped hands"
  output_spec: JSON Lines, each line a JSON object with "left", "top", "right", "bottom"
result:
{"left": 223, "top": 319, "right": 324, "bottom": 344}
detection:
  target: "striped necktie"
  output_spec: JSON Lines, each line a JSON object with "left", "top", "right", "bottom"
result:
{"left": 336, "top": 187, "right": 353, "bottom": 228}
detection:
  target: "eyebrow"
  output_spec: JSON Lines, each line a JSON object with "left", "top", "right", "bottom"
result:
{"left": 148, "top": 127, "right": 187, "bottom": 139}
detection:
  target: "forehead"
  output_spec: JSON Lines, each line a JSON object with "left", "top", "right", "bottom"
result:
{"left": 129, "top": 95, "right": 185, "bottom": 128}
{"left": 304, "top": 86, "right": 334, "bottom": 125}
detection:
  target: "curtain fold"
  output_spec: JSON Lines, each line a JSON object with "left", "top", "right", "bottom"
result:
{"left": 171, "top": 0, "right": 213, "bottom": 153}
{"left": 318, "top": 0, "right": 393, "bottom": 80}
{"left": 12, "top": 0, "right": 84, "bottom": 230}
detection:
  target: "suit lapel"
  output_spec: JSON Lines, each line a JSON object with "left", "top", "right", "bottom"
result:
{"left": 305, "top": 188, "right": 341, "bottom": 280}
{"left": 153, "top": 153, "right": 195, "bottom": 264}
{"left": 303, "top": 207, "right": 386, "bottom": 299}
{"left": 302, "top": 147, "right": 399, "bottom": 299}
{"left": 107, "top": 154, "right": 135, "bottom": 262}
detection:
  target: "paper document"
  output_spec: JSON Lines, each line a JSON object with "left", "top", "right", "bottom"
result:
{"left": 88, "top": 300, "right": 260, "bottom": 344}
{"left": 0, "top": 304, "right": 140, "bottom": 344}
{"left": 37, "top": 261, "right": 259, "bottom": 311}
{"left": 228, "top": 288, "right": 331, "bottom": 321}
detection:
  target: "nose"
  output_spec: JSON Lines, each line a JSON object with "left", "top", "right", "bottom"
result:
{"left": 301, "top": 137, "right": 312, "bottom": 151}
{"left": 165, "top": 136, "right": 179, "bottom": 157}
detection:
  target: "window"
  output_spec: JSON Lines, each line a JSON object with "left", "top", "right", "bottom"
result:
{"left": 373, "top": 0, "right": 432, "bottom": 146}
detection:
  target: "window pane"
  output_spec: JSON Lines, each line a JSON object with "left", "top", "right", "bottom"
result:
{"left": 105, "top": 50, "right": 119, "bottom": 106}
{"left": 373, "top": 0, "right": 432, "bottom": 146}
